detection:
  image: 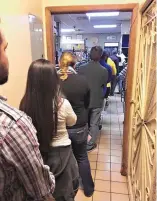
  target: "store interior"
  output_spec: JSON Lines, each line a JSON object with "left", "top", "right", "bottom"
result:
{"left": 53, "top": 11, "right": 132, "bottom": 65}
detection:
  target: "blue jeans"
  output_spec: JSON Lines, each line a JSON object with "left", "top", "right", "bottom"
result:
{"left": 68, "top": 125, "right": 94, "bottom": 196}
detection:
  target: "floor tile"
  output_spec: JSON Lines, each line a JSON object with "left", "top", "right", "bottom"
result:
{"left": 100, "top": 138, "right": 110, "bottom": 144}
{"left": 112, "top": 193, "right": 129, "bottom": 201}
{"left": 111, "top": 182, "right": 128, "bottom": 194}
{"left": 100, "top": 134, "right": 110, "bottom": 139}
{"left": 93, "top": 191, "right": 110, "bottom": 201}
{"left": 98, "top": 155, "right": 110, "bottom": 163}
{"left": 111, "top": 172, "right": 127, "bottom": 182}
{"left": 111, "top": 135, "right": 121, "bottom": 140}
{"left": 75, "top": 189, "right": 92, "bottom": 201}
{"left": 88, "top": 154, "right": 98, "bottom": 162}
{"left": 99, "top": 143, "right": 110, "bottom": 149}
{"left": 101, "top": 130, "right": 110, "bottom": 135}
{"left": 111, "top": 150, "right": 122, "bottom": 157}
{"left": 111, "top": 163, "right": 121, "bottom": 172}
{"left": 102, "top": 126, "right": 110, "bottom": 131}
{"left": 97, "top": 162, "right": 110, "bottom": 171}
{"left": 88, "top": 148, "right": 99, "bottom": 155}
{"left": 111, "top": 139, "right": 122, "bottom": 145}
{"left": 111, "top": 144, "right": 122, "bottom": 150}
{"left": 90, "top": 161, "right": 97, "bottom": 170}
{"left": 111, "top": 132, "right": 121, "bottom": 136}
{"left": 95, "top": 170, "right": 110, "bottom": 181}
{"left": 95, "top": 180, "right": 110, "bottom": 192}
{"left": 98, "top": 149, "right": 110, "bottom": 155}
{"left": 91, "top": 170, "right": 96, "bottom": 180}
{"left": 111, "top": 156, "right": 121, "bottom": 163}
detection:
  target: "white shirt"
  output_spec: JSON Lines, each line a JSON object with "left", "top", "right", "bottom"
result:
{"left": 117, "top": 53, "right": 126, "bottom": 66}
{"left": 51, "top": 98, "right": 77, "bottom": 147}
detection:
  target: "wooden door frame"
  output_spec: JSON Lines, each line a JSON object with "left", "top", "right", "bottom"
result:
{"left": 45, "top": 3, "right": 139, "bottom": 175}
{"left": 45, "top": 4, "right": 138, "bottom": 62}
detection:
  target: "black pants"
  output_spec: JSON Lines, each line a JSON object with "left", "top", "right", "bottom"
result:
{"left": 68, "top": 125, "right": 94, "bottom": 196}
{"left": 105, "top": 87, "right": 111, "bottom": 99}
{"left": 110, "top": 75, "right": 117, "bottom": 95}
{"left": 43, "top": 146, "right": 79, "bottom": 201}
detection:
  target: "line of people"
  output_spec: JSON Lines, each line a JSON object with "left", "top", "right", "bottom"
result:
{"left": 0, "top": 28, "right": 124, "bottom": 201}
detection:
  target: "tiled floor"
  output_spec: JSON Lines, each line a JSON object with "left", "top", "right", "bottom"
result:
{"left": 75, "top": 95, "right": 130, "bottom": 201}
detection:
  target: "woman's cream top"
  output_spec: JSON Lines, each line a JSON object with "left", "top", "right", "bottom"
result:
{"left": 51, "top": 98, "right": 77, "bottom": 147}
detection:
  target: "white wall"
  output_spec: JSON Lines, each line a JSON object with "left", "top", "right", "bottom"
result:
{"left": 61, "top": 33, "right": 121, "bottom": 50}
{"left": 121, "top": 20, "right": 131, "bottom": 34}
{"left": 29, "top": 15, "right": 44, "bottom": 61}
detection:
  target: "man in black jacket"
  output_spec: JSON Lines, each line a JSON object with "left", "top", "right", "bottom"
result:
{"left": 79, "top": 46, "right": 108, "bottom": 152}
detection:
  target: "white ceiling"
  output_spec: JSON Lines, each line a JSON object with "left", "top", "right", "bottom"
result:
{"left": 54, "top": 12, "right": 132, "bottom": 34}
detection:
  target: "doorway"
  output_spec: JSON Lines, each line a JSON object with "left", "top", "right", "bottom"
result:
{"left": 45, "top": 3, "right": 140, "bottom": 200}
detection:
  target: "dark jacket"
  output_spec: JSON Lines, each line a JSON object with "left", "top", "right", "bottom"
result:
{"left": 79, "top": 61, "right": 108, "bottom": 109}
{"left": 60, "top": 73, "right": 90, "bottom": 129}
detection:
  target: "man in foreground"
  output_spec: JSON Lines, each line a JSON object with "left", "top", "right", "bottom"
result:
{"left": 79, "top": 46, "right": 108, "bottom": 152}
{"left": 0, "top": 29, "right": 55, "bottom": 200}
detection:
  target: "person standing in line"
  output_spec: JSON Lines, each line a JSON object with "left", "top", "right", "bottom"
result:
{"left": 104, "top": 51, "right": 117, "bottom": 96}
{"left": 110, "top": 49, "right": 119, "bottom": 74}
{"left": 58, "top": 52, "right": 94, "bottom": 197}
{"left": 110, "top": 49, "right": 119, "bottom": 95}
{"left": 117, "top": 50, "right": 126, "bottom": 73}
{"left": 116, "top": 65, "right": 128, "bottom": 93}
{"left": 0, "top": 30, "right": 55, "bottom": 200}
{"left": 79, "top": 46, "right": 108, "bottom": 152}
{"left": 100, "top": 52, "right": 112, "bottom": 107}
{"left": 101, "top": 51, "right": 117, "bottom": 103}
{"left": 20, "top": 59, "right": 79, "bottom": 201}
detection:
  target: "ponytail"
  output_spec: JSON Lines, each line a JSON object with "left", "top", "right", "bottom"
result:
{"left": 59, "top": 52, "right": 76, "bottom": 81}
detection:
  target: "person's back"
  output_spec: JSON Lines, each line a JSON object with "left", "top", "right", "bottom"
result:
{"left": 58, "top": 52, "right": 94, "bottom": 197}
{"left": 79, "top": 46, "right": 108, "bottom": 152}
{"left": 61, "top": 74, "right": 89, "bottom": 128}
{"left": 0, "top": 30, "right": 55, "bottom": 201}
{"left": 20, "top": 59, "right": 79, "bottom": 201}
{"left": 0, "top": 100, "right": 55, "bottom": 201}
{"left": 110, "top": 50, "right": 119, "bottom": 74}
{"left": 79, "top": 61, "right": 108, "bottom": 108}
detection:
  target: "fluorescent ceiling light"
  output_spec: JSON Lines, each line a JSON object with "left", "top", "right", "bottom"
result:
{"left": 86, "top": 12, "right": 119, "bottom": 17}
{"left": 61, "top": 29, "right": 75, "bottom": 33}
{"left": 94, "top": 25, "right": 117, "bottom": 28}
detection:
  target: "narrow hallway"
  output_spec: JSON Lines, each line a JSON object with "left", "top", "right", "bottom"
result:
{"left": 76, "top": 95, "right": 129, "bottom": 201}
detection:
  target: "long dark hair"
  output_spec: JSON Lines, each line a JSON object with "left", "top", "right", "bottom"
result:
{"left": 20, "top": 59, "right": 61, "bottom": 154}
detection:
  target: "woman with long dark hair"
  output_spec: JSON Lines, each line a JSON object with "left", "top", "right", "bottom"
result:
{"left": 58, "top": 52, "right": 94, "bottom": 197}
{"left": 20, "top": 59, "right": 79, "bottom": 201}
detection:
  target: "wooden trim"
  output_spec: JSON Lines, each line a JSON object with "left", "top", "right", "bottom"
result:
{"left": 47, "top": 4, "right": 137, "bottom": 14}
{"left": 45, "top": 8, "right": 54, "bottom": 62}
{"left": 141, "top": 0, "right": 154, "bottom": 13}
{"left": 45, "top": 3, "right": 138, "bottom": 62}
{"left": 121, "top": 4, "right": 140, "bottom": 176}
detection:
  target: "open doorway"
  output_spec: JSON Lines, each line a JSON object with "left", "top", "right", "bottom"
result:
{"left": 45, "top": 3, "right": 139, "bottom": 200}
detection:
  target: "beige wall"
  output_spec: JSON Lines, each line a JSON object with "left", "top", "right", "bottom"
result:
{"left": 0, "top": 0, "right": 146, "bottom": 108}
{"left": 0, "top": 0, "right": 42, "bottom": 108}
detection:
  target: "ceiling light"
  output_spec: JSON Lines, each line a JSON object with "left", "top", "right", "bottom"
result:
{"left": 94, "top": 25, "right": 117, "bottom": 28}
{"left": 61, "top": 29, "right": 75, "bottom": 33}
{"left": 86, "top": 12, "right": 119, "bottom": 17}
